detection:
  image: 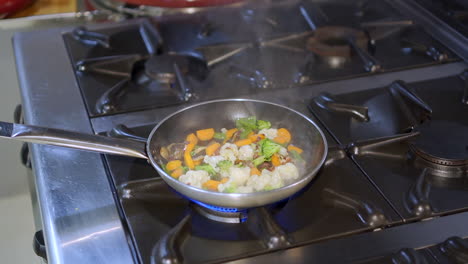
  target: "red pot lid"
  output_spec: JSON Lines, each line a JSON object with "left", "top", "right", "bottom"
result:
{"left": 114, "top": 0, "right": 244, "bottom": 8}
{"left": 0, "top": 0, "right": 34, "bottom": 15}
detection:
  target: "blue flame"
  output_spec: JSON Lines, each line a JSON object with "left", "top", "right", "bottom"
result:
{"left": 191, "top": 199, "right": 242, "bottom": 213}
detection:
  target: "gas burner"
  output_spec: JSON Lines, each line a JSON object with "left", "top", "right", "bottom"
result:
{"left": 191, "top": 202, "right": 248, "bottom": 224}
{"left": 409, "top": 120, "right": 468, "bottom": 177}
{"left": 135, "top": 53, "right": 208, "bottom": 85}
{"left": 307, "top": 26, "right": 369, "bottom": 58}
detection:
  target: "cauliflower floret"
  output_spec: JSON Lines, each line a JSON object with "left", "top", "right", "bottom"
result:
{"left": 259, "top": 128, "right": 278, "bottom": 140}
{"left": 203, "top": 155, "right": 225, "bottom": 172}
{"left": 275, "top": 163, "right": 299, "bottom": 181}
{"left": 246, "top": 169, "right": 283, "bottom": 191}
{"left": 179, "top": 170, "right": 210, "bottom": 189}
{"left": 279, "top": 146, "right": 288, "bottom": 156}
{"left": 238, "top": 145, "right": 254, "bottom": 160}
{"left": 220, "top": 143, "right": 239, "bottom": 163}
{"left": 228, "top": 166, "right": 251, "bottom": 186}
{"left": 221, "top": 128, "right": 228, "bottom": 133}
{"left": 237, "top": 186, "right": 254, "bottom": 193}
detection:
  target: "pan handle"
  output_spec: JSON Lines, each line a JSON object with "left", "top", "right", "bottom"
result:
{"left": 0, "top": 121, "right": 148, "bottom": 160}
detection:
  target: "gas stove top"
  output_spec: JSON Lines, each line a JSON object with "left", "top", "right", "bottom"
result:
{"left": 10, "top": 0, "right": 468, "bottom": 263}
{"left": 64, "top": 0, "right": 458, "bottom": 117}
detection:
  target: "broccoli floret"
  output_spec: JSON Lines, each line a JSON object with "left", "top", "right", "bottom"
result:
{"left": 253, "top": 156, "right": 266, "bottom": 167}
{"left": 257, "top": 119, "right": 271, "bottom": 130}
{"left": 260, "top": 139, "right": 281, "bottom": 159}
{"left": 213, "top": 132, "right": 226, "bottom": 140}
{"left": 217, "top": 160, "right": 233, "bottom": 172}
{"left": 195, "top": 164, "right": 216, "bottom": 176}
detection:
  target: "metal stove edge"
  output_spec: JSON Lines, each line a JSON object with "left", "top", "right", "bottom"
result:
{"left": 13, "top": 27, "right": 137, "bottom": 263}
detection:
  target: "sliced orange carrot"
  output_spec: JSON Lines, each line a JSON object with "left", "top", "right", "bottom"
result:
{"left": 185, "top": 143, "right": 195, "bottom": 152}
{"left": 166, "top": 160, "right": 182, "bottom": 171}
{"left": 235, "top": 138, "right": 252, "bottom": 147}
{"left": 247, "top": 131, "right": 254, "bottom": 138}
{"left": 203, "top": 180, "right": 221, "bottom": 191}
{"left": 170, "top": 167, "right": 184, "bottom": 179}
{"left": 250, "top": 167, "right": 260, "bottom": 176}
{"left": 186, "top": 133, "right": 198, "bottom": 145}
{"left": 249, "top": 133, "right": 265, "bottom": 143}
{"left": 196, "top": 128, "right": 215, "bottom": 141}
{"left": 193, "top": 159, "right": 203, "bottom": 166}
{"left": 184, "top": 151, "right": 195, "bottom": 170}
{"left": 273, "top": 128, "right": 292, "bottom": 144}
{"left": 206, "top": 142, "right": 221, "bottom": 156}
{"left": 225, "top": 128, "right": 238, "bottom": 141}
{"left": 221, "top": 177, "right": 229, "bottom": 183}
{"left": 184, "top": 143, "right": 196, "bottom": 169}
{"left": 287, "top": 145, "right": 303, "bottom": 154}
{"left": 271, "top": 153, "right": 281, "bottom": 166}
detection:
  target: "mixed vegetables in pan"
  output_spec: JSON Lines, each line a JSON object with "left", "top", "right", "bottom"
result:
{"left": 160, "top": 116, "right": 305, "bottom": 193}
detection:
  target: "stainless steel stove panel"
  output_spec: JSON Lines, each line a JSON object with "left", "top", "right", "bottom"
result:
{"left": 13, "top": 27, "right": 136, "bottom": 264}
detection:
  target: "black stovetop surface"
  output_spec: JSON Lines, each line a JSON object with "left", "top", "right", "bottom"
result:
{"left": 63, "top": 0, "right": 459, "bottom": 117}
{"left": 92, "top": 70, "right": 468, "bottom": 264}
{"left": 414, "top": 0, "right": 468, "bottom": 38}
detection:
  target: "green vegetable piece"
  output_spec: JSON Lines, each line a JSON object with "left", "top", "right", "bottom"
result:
{"left": 239, "top": 128, "right": 253, "bottom": 139}
{"left": 253, "top": 156, "right": 266, "bottom": 167}
{"left": 260, "top": 139, "right": 281, "bottom": 159}
{"left": 217, "top": 160, "right": 233, "bottom": 172}
{"left": 236, "top": 116, "right": 257, "bottom": 131}
{"left": 290, "top": 150, "right": 304, "bottom": 162}
{"left": 257, "top": 120, "right": 271, "bottom": 130}
{"left": 181, "top": 166, "right": 189, "bottom": 173}
{"left": 264, "top": 185, "right": 275, "bottom": 191}
{"left": 213, "top": 132, "right": 226, "bottom": 140}
{"left": 224, "top": 186, "right": 237, "bottom": 193}
{"left": 195, "top": 164, "right": 216, "bottom": 176}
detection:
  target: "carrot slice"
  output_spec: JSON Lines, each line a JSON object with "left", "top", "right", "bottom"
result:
{"left": 271, "top": 154, "right": 281, "bottom": 167}
{"left": 235, "top": 138, "right": 252, "bottom": 147}
{"left": 206, "top": 142, "right": 221, "bottom": 156}
{"left": 249, "top": 133, "right": 265, "bottom": 142}
{"left": 250, "top": 167, "right": 260, "bottom": 176}
{"left": 184, "top": 143, "right": 196, "bottom": 169}
{"left": 193, "top": 159, "right": 203, "bottom": 166}
{"left": 287, "top": 145, "right": 303, "bottom": 154}
{"left": 184, "top": 152, "right": 195, "bottom": 170}
{"left": 225, "top": 128, "right": 238, "bottom": 141}
{"left": 170, "top": 167, "right": 184, "bottom": 179}
{"left": 221, "top": 177, "right": 229, "bottom": 183}
{"left": 203, "top": 180, "right": 221, "bottom": 191}
{"left": 273, "top": 128, "right": 292, "bottom": 144}
{"left": 196, "top": 128, "right": 215, "bottom": 141}
{"left": 186, "top": 133, "right": 198, "bottom": 145}
{"left": 166, "top": 160, "right": 182, "bottom": 171}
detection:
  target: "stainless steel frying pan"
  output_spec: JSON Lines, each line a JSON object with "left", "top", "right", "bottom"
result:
{"left": 0, "top": 99, "right": 328, "bottom": 208}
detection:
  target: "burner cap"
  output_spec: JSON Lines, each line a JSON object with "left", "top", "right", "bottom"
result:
{"left": 191, "top": 202, "right": 248, "bottom": 223}
{"left": 410, "top": 120, "right": 468, "bottom": 166}
{"left": 114, "top": 0, "right": 242, "bottom": 8}
{"left": 307, "top": 26, "right": 368, "bottom": 58}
